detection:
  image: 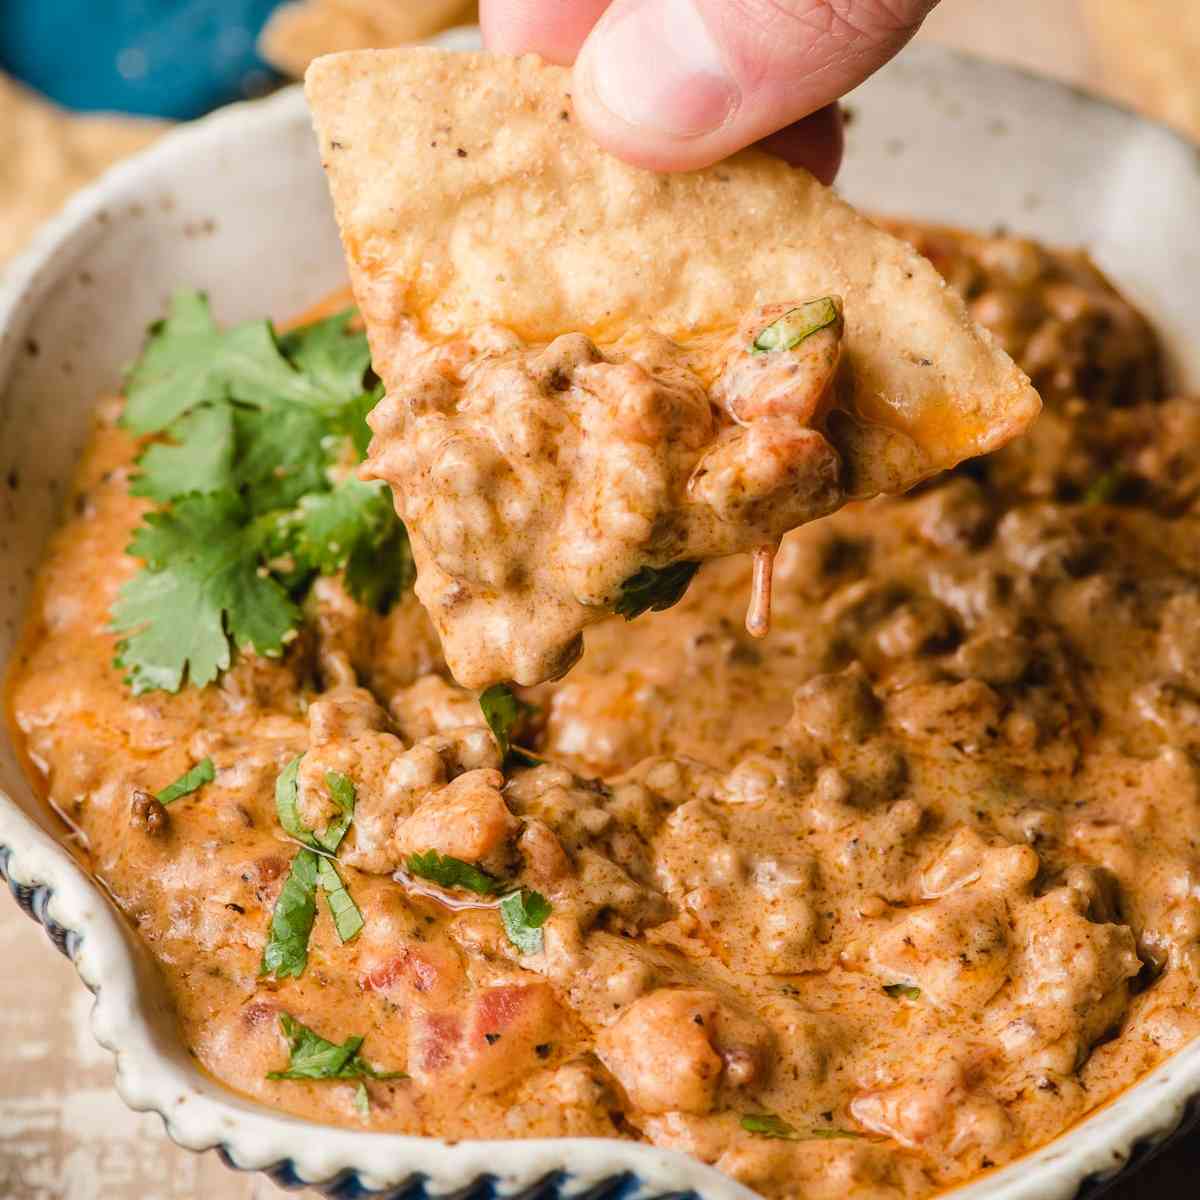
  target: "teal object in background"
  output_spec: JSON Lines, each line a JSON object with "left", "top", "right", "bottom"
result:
{"left": 0, "top": 0, "right": 284, "bottom": 119}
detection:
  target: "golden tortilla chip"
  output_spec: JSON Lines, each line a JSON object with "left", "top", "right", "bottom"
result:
{"left": 306, "top": 49, "right": 1039, "bottom": 492}
{"left": 0, "top": 73, "right": 163, "bottom": 265}
{"left": 307, "top": 49, "right": 1042, "bottom": 688}
{"left": 261, "top": 0, "right": 477, "bottom": 78}
{"left": 1082, "top": 0, "right": 1200, "bottom": 141}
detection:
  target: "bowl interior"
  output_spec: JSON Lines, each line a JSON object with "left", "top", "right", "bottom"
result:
{"left": 3, "top": 37, "right": 1200, "bottom": 1200}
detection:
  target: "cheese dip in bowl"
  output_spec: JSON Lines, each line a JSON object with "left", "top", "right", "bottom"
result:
{"left": 3, "top": 35, "right": 1200, "bottom": 1200}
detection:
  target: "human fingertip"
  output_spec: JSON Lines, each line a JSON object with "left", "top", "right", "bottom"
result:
{"left": 480, "top": 0, "right": 613, "bottom": 66}
{"left": 573, "top": 0, "right": 748, "bottom": 172}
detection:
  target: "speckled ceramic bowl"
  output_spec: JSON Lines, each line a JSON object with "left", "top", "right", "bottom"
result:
{"left": 3, "top": 31, "right": 1200, "bottom": 1200}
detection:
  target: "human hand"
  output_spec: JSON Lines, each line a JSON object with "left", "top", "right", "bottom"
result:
{"left": 481, "top": 0, "right": 941, "bottom": 182}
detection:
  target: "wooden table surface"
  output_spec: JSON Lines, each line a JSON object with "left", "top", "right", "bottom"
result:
{"left": 2, "top": 1, "right": 1197, "bottom": 1196}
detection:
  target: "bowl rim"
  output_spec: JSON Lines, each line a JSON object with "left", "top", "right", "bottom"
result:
{"left": 2, "top": 42, "right": 1200, "bottom": 1200}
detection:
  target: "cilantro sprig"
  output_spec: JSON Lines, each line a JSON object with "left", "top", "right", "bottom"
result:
{"left": 268, "top": 1013, "right": 405, "bottom": 1082}
{"left": 615, "top": 561, "right": 700, "bottom": 621}
{"left": 111, "top": 292, "right": 411, "bottom": 695}
{"left": 155, "top": 757, "right": 214, "bottom": 805}
{"left": 262, "top": 849, "right": 320, "bottom": 979}
{"left": 883, "top": 983, "right": 921, "bottom": 1001}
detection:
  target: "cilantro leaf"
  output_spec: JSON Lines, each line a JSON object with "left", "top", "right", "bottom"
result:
{"left": 267, "top": 1013, "right": 404, "bottom": 1081}
{"left": 233, "top": 403, "right": 334, "bottom": 515}
{"left": 270, "top": 763, "right": 362, "bottom": 960}
{"left": 122, "top": 291, "right": 327, "bottom": 435}
{"left": 121, "top": 292, "right": 226, "bottom": 434}
{"left": 321, "top": 770, "right": 357, "bottom": 854}
{"left": 740, "top": 1113, "right": 862, "bottom": 1141}
{"left": 277, "top": 311, "right": 371, "bottom": 403}
{"left": 883, "top": 983, "right": 921, "bottom": 1001}
{"left": 614, "top": 561, "right": 700, "bottom": 621}
{"left": 274, "top": 755, "right": 357, "bottom": 855}
{"left": 741, "top": 1113, "right": 799, "bottom": 1140}
{"left": 273, "top": 755, "right": 313, "bottom": 845}
{"left": 155, "top": 757, "right": 215, "bottom": 805}
{"left": 131, "top": 404, "right": 235, "bottom": 501}
{"left": 317, "top": 856, "right": 364, "bottom": 943}
{"left": 331, "top": 382, "right": 384, "bottom": 460}
{"left": 261, "top": 849, "right": 319, "bottom": 979}
{"left": 406, "top": 850, "right": 501, "bottom": 895}
{"left": 111, "top": 493, "right": 298, "bottom": 693}
{"left": 751, "top": 297, "right": 841, "bottom": 355}
{"left": 293, "top": 477, "right": 395, "bottom": 576}
{"left": 479, "top": 683, "right": 541, "bottom": 766}
{"left": 499, "top": 890, "right": 551, "bottom": 955}
{"left": 344, "top": 519, "right": 415, "bottom": 613}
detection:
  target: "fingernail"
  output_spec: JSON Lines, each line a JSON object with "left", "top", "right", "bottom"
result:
{"left": 582, "top": 0, "right": 739, "bottom": 138}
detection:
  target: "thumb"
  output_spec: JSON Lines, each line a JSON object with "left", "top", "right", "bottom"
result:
{"left": 573, "top": 0, "right": 939, "bottom": 172}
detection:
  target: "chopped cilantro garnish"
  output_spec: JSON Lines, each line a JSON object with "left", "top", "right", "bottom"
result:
{"left": 614, "top": 561, "right": 700, "bottom": 621}
{"left": 353, "top": 1081, "right": 370, "bottom": 1116}
{"left": 740, "top": 1113, "right": 862, "bottom": 1141}
{"left": 321, "top": 770, "right": 357, "bottom": 853}
{"left": 479, "top": 683, "right": 541, "bottom": 766}
{"left": 317, "top": 855, "right": 365, "bottom": 943}
{"left": 261, "top": 848, "right": 319, "bottom": 979}
{"left": 751, "top": 297, "right": 841, "bottom": 355}
{"left": 274, "top": 754, "right": 309, "bottom": 844}
{"left": 263, "top": 758, "right": 363, "bottom": 976}
{"left": 275, "top": 756, "right": 357, "bottom": 854}
{"left": 155, "top": 757, "right": 215, "bottom": 805}
{"left": 267, "top": 1013, "right": 404, "bottom": 1081}
{"left": 499, "top": 890, "right": 552, "bottom": 954}
{"left": 883, "top": 983, "right": 922, "bottom": 1001}
{"left": 406, "top": 849, "right": 501, "bottom": 895}
{"left": 112, "top": 291, "right": 410, "bottom": 694}
{"left": 741, "top": 1113, "right": 799, "bottom": 1139}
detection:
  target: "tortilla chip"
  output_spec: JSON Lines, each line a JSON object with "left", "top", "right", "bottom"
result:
{"left": 307, "top": 49, "right": 1038, "bottom": 495}
{"left": 0, "top": 72, "right": 163, "bottom": 265}
{"left": 261, "top": 0, "right": 477, "bottom": 78}
{"left": 1082, "top": 0, "right": 1200, "bottom": 141}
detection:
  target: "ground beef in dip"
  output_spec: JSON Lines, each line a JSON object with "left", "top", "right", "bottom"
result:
{"left": 9, "top": 224, "right": 1200, "bottom": 1200}
{"left": 363, "top": 301, "right": 847, "bottom": 687}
